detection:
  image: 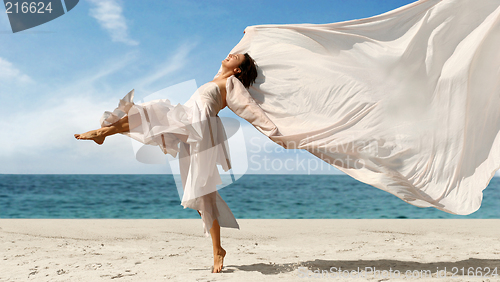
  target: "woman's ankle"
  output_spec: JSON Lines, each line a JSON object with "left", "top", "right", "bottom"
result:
{"left": 213, "top": 246, "right": 224, "bottom": 253}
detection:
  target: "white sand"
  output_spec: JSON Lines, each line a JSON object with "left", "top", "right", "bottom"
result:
{"left": 1, "top": 219, "right": 499, "bottom": 281}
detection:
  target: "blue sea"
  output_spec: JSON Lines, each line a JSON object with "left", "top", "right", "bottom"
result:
{"left": 0, "top": 174, "right": 499, "bottom": 219}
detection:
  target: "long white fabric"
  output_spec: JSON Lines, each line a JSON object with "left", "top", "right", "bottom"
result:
{"left": 226, "top": 0, "right": 500, "bottom": 215}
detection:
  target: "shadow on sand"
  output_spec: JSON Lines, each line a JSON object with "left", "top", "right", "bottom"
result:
{"left": 227, "top": 258, "right": 500, "bottom": 276}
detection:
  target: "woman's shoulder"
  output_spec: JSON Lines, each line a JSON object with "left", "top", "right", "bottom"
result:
{"left": 211, "top": 78, "right": 226, "bottom": 92}
{"left": 209, "top": 78, "right": 228, "bottom": 109}
{"left": 211, "top": 77, "right": 228, "bottom": 97}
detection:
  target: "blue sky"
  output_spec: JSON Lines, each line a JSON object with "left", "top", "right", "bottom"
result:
{"left": 5, "top": 0, "right": 491, "bottom": 175}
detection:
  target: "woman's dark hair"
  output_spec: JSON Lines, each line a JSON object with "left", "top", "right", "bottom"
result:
{"left": 235, "top": 53, "right": 258, "bottom": 88}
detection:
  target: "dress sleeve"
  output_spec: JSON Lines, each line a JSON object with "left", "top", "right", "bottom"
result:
{"left": 225, "top": 76, "right": 280, "bottom": 138}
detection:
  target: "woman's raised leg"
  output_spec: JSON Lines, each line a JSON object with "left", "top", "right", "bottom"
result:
{"left": 74, "top": 116, "right": 129, "bottom": 144}
{"left": 74, "top": 115, "right": 133, "bottom": 144}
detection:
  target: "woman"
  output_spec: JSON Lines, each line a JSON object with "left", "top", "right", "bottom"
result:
{"left": 76, "top": 0, "right": 500, "bottom": 274}
{"left": 75, "top": 52, "right": 258, "bottom": 273}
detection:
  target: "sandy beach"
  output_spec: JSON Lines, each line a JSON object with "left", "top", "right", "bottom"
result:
{"left": 1, "top": 219, "right": 499, "bottom": 281}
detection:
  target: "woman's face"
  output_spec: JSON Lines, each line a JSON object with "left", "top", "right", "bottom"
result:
{"left": 222, "top": 53, "right": 245, "bottom": 72}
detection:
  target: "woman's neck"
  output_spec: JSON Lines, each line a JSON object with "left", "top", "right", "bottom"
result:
{"left": 217, "top": 70, "right": 235, "bottom": 80}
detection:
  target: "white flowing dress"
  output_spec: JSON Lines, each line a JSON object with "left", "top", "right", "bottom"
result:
{"left": 224, "top": 0, "right": 500, "bottom": 215}
{"left": 101, "top": 82, "right": 239, "bottom": 236}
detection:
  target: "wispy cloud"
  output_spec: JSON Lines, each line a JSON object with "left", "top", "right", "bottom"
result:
{"left": 0, "top": 88, "right": 167, "bottom": 174}
{"left": 0, "top": 57, "right": 33, "bottom": 84}
{"left": 0, "top": 95, "right": 167, "bottom": 173}
{"left": 55, "top": 51, "right": 139, "bottom": 98}
{"left": 133, "top": 42, "right": 198, "bottom": 90}
{"left": 87, "top": 0, "right": 138, "bottom": 46}
{"left": 0, "top": 45, "right": 193, "bottom": 173}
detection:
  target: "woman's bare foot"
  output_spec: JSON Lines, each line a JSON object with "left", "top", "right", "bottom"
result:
{"left": 74, "top": 129, "right": 106, "bottom": 145}
{"left": 212, "top": 247, "right": 226, "bottom": 273}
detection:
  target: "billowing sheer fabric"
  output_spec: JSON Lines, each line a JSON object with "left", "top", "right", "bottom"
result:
{"left": 101, "top": 82, "right": 238, "bottom": 236}
{"left": 225, "top": 0, "right": 500, "bottom": 215}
